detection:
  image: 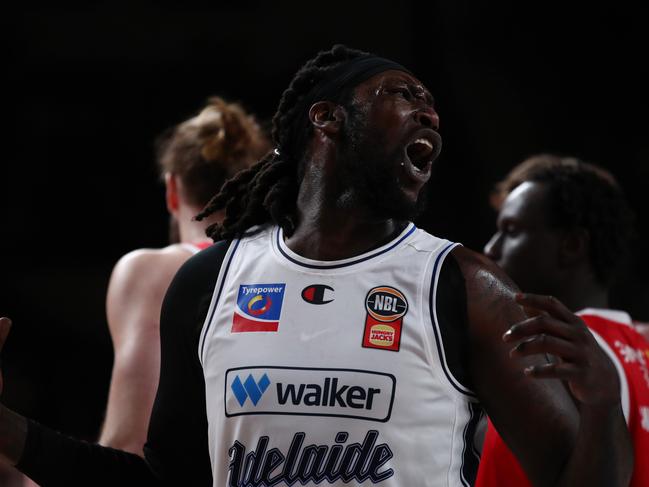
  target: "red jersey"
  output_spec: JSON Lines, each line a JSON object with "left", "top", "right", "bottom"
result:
{"left": 181, "top": 240, "right": 213, "bottom": 254}
{"left": 476, "top": 309, "right": 649, "bottom": 487}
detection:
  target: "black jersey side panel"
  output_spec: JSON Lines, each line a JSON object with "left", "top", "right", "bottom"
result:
{"left": 434, "top": 251, "right": 474, "bottom": 394}
{"left": 145, "top": 240, "right": 231, "bottom": 484}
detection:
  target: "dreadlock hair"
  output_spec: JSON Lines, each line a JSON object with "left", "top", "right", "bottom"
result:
{"left": 492, "top": 154, "right": 636, "bottom": 286}
{"left": 155, "top": 96, "right": 269, "bottom": 208}
{"left": 195, "top": 45, "right": 370, "bottom": 240}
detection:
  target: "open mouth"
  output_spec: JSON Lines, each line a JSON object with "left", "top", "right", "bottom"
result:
{"left": 406, "top": 138, "right": 436, "bottom": 171}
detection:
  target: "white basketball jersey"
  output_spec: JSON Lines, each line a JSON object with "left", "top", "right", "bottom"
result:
{"left": 199, "top": 223, "right": 481, "bottom": 486}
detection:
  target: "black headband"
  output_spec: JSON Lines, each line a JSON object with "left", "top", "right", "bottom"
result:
{"left": 282, "top": 55, "right": 412, "bottom": 156}
{"left": 304, "top": 55, "right": 412, "bottom": 108}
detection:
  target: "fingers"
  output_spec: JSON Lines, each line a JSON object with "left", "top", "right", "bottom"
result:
{"left": 503, "top": 297, "right": 593, "bottom": 361}
{"left": 515, "top": 293, "right": 581, "bottom": 325}
{"left": 504, "top": 295, "right": 620, "bottom": 405}
{"left": 0, "top": 317, "right": 11, "bottom": 353}
{"left": 503, "top": 314, "right": 585, "bottom": 343}
{"left": 523, "top": 362, "right": 581, "bottom": 379}
{"left": 509, "top": 333, "right": 583, "bottom": 363}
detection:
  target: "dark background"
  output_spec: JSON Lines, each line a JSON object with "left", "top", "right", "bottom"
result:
{"left": 2, "top": 1, "right": 648, "bottom": 445}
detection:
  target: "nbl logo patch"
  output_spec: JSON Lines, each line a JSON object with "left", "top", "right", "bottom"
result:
{"left": 231, "top": 283, "right": 286, "bottom": 333}
{"left": 362, "top": 286, "right": 408, "bottom": 352}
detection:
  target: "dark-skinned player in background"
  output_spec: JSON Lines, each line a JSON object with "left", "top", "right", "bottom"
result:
{"left": 477, "top": 154, "right": 647, "bottom": 487}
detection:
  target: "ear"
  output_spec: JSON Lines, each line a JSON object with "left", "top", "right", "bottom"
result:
{"left": 558, "top": 227, "right": 590, "bottom": 268}
{"left": 165, "top": 172, "right": 180, "bottom": 215}
{"left": 308, "top": 101, "right": 345, "bottom": 136}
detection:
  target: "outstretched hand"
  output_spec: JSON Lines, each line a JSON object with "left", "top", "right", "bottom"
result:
{"left": 0, "top": 317, "right": 11, "bottom": 396}
{"left": 503, "top": 293, "right": 620, "bottom": 407}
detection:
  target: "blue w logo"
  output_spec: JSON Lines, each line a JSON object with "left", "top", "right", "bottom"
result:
{"left": 231, "top": 373, "right": 271, "bottom": 406}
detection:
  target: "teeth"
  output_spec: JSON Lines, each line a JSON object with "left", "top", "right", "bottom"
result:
{"left": 414, "top": 138, "right": 433, "bottom": 149}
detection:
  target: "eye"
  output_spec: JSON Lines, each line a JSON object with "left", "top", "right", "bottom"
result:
{"left": 503, "top": 222, "right": 518, "bottom": 235}
{"left": 388, "top": 86, "right": 411, "bottom": 99}
{"left": 413, "top": 90, "right": 427, "bottom": 101}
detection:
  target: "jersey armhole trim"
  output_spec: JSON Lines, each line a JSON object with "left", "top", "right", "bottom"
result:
{"left": 588, "top": 328, "right": 630, "bottom": 423}
{"left": 198, "top": 239, "right": 240, "bottom": 365}
{"left": 429, "top": 242, "right": 477, "bottom": 398}
{"left": 460, "top": 401, "right": 484, "bottom": 486}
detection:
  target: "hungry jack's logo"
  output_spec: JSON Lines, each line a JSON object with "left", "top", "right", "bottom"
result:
{"left": 362, "top": 286, "right": 408, "bottom": 352}
{"left": 231, "top": 283, "right": 286, "bottom": 333}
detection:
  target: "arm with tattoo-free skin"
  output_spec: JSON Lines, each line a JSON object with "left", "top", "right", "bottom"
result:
{"left": 452, "top": 247, "right": 633, "bottom": 487}
{"left": 100, "top": 246, "right": 191, "bottom": 455}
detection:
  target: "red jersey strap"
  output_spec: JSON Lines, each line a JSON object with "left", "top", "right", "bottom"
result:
{"left": 181, "top": 240, "right": 213, "bottom": 255}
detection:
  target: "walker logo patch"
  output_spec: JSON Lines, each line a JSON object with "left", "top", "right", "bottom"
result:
{"left": 225, "top": 366, "right": 396, "bottom": 422}
{"left": 362, "top": 286, "right": 408, "bottom": 352}
{"left": 301, "top": 284, "right": 334, "bottom": 305}
{"left": 231, "top": 283, "right": 286, "bottom": 333}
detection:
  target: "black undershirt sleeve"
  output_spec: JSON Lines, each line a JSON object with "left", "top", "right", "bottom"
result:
{"left": 15, "top": 241, "right": 231, "bottom": 487}
{"left": 144, "top": 241, "right": 231, "bottom": 484}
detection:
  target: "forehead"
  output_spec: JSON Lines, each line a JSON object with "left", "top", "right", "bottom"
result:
{"left": 500, "top": 181, "right": 552, "bottom": 223}
{"left": 353, "top": 69, "right": 430, "bottom": 97}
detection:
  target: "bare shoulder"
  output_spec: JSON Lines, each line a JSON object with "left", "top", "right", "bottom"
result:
{"left": 449, "top": 246, "right": 520, "bottom": 305}
{"left": 106, "top": 245, "right": 194, "bottom": 334}
{"left": 449, "top": 246, "right": 525, "bottom": 335}
{"left": 110, "top": 245, "right": 193, "bottom": 290}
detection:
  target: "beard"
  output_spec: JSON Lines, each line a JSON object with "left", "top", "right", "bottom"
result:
{"left": 335, "top": 106, "right": 428, "bottom": 222}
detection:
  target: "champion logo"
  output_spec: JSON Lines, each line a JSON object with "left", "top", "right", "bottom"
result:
{"left": 301, "top": 284, "right": 334, "bottom": 305}
{"left": 231, "top": 373, "right": 271, "bottom": 406}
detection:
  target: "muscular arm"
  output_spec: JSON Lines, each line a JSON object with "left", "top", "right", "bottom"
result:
{"left": 0, "top": 242, "right": 229, "bottom": 486}
{"left": 100, "top": 247, "right": 191, "bottom": 455}
{"left": 449, "top": 247, "right": 632, "bottom": 487}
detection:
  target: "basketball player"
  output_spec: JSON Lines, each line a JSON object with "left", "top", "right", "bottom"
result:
{"left": 3, "top": 97, "right": 269, "bottom": 486}
{"left": 99, "top": 96, "right": 269, "bottom": 455}
{"left": 0, "top": 46, "right": 633, "bottom": 486}
{"left": 477, "top": 155, "right": 648, "bottom": 486}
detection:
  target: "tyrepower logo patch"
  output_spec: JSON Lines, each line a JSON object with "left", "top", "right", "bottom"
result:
{"left": 231, "top": 283, "right": 286, "bottom": 333}
{"left": 362, "top": 286, "right": 408, "bottom": 352}
{"left": 225, "top": 366, "right": 396, "bottom": 422}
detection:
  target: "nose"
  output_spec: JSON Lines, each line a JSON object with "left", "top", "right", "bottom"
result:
{"left": 415, "top": 106, "right": 439, "bottom": 130}
{"left": 483, "top": 232, "right": 502, "bottom": 261}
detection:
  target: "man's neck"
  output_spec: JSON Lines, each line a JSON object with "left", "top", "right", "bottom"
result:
{"left": 285, "top": 172, "right": 407, "bottom": 261}
{"left": 558, "top": 273, "right": 609, "bottom": 312}
{"left": 286, "top": 215, "right": 406, "bottom": 262}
